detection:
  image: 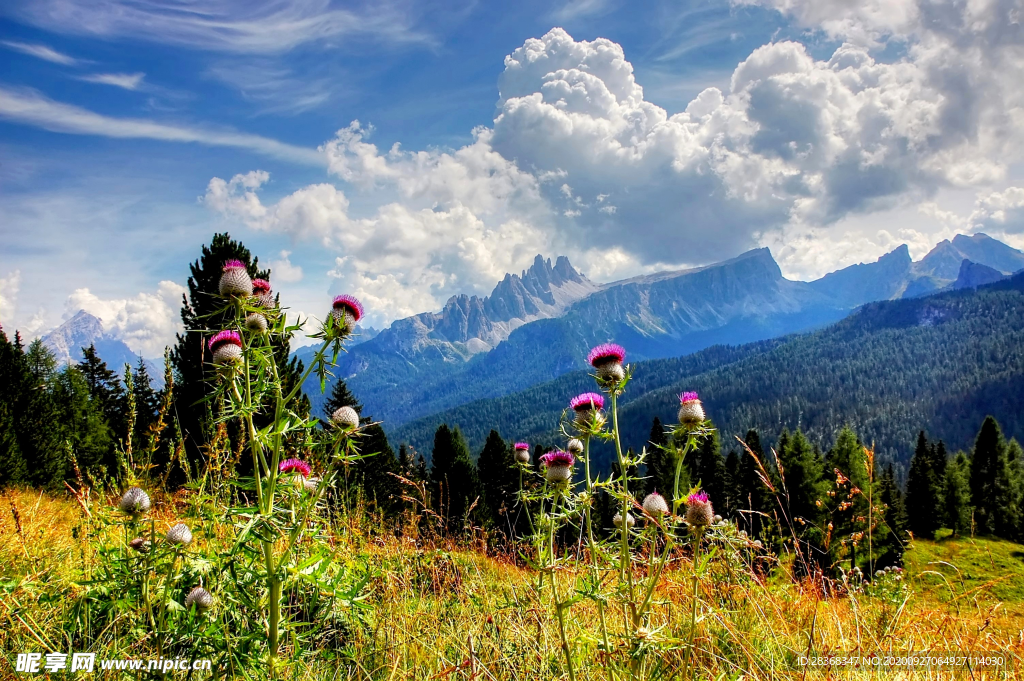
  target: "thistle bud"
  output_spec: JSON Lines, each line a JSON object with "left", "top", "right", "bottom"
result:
{"left": 684, "top": 491, "right": 714, "bottom": 527}
{"left": 514, "top": 442, "right": 530, "bottom": 464}
{"left": 612, "top": 512, "right": 635, "bottom": 528}
{"left": 566, "top": 438, "right": 584, "bottom": 455}
{"left": 219, "top": 260, "right": 253, "bottom": 297}
{"left": 331, "top": 406, "right": 359, "bottom": 430}
{"left": 166, "top": 523, "right": 193, "bottom": 547}
{"left": 587, "top": 343, "right": 626, "bottom": 384}
{"left": 128, "top": 537, "right": 150, "bottom": 553}
{"left": 185, "top": 586, "right": 215, "bottom": 612}
{"left": 245, "top": 313, "right": 268, "bottom": 333}
{"left": 118, "top": 487, "right": 151, "bottom": 518}
{"left": 642, "top": 491, "right": 669, "bottom": 517}
{"left": 540, "top": 450, "right": 574, "bottom": 483}
{"left": 252, "top": 278, "right": 274, "bottom": 308}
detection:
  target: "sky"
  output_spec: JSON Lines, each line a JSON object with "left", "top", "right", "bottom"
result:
{"left": 1, "top": 0, "right": 1023, "bottom": 356}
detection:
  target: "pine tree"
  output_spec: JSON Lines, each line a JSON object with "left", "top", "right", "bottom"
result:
{"left": 430, "top": 424, "right": 480, "bottom": 533}
{"left": 723, "top": 449, "right": 741, "bottom": 518}
{"left": 825, "top": 427, "right": 870, "bottom": 571}
{"left": 53, "top": 365, "right": 113, "bottom": 480}
{"left": 1007, "top": 439, "right": 1024, "bottom": 541}
{"left": 877, "top": 463, "right": 907, "bottom": 566}
{"left": 0, "top": 329, "right": 30, "bottom": 486}
{"left": 969, "top": 416, "right": 1011, "bottom": 536}
{"left": 943, "top": 452, "right": 971, "bottom": 537}
{"left": 170, "top": 233, "right": 308, "bottom": 477}
{"left": 905, "top": 431, "right": 940, "bottom": 539}
{"left": 476, "top": 430, "right": 517, "bottom": 534}
{"left": 777, "top": 429, "right": 825, "bottom": 574}
{"left": 737, "top": 429, "right": 774, "bottom": 540}
{"left": 645, "top": 416, "right": 672, "bottom": 495}
{"left": 688, "top": 425, "right": 725, "bottom": 511}
{"left": 131, "top": 358, "right": 160, "bottom": 454}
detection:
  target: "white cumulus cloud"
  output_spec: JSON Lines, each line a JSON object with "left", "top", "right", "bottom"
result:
{"left": 64, "top": 280, "right": 186, "bottom": 357}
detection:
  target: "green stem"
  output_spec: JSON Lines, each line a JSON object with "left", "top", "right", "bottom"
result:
{"left": 582, "top": 436, "right": 612, "bottom": 668}
{"left": 610, "top": 391, "right": 634, "bottom": 605}
{"left": 682, "top": 530, "right": 703, "bottom": 681}
{"left": 549, "top": 487, "right": 576, "bottom": 681}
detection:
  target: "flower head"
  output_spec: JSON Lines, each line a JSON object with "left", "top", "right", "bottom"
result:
{"left": 118, "top": 487, "right": 151, "bottom": 517}
{"left": 332, "top": 294, "right": 364, "bottom": 322}
{"left": 587, "top": 343, "right": 625, "bottom": 368}
{"left": 686, "top": 491, "right": 709, "bottom": 505}
{"left": 677, "top": 391, "right": 705, "bottom": 426}
{"left": 570, "top": 392, "right": 605, "bottom": 411}
{"left": 166, "top": 523, "right": 193, "bottom": 546}
{"left": 279, "top": 458, "right": 312, "bottom": 478}
{"left": 612, "top": 512, "right": 635, "bottom": 528}
{"left": 245, "top": 313, "right": 268, "bottom": 333}
{"left": 185, "top": 586, "right": 215, "bottom": 612}
{"left": 208, "top": 330, "right": 242, "bottom": 353}
{"left": 540, "top": 449, "right": 574, "bottom": 482}
{"left": 223, "top": 259, "right": 245, "bottom": 271}
{"left": 685, "top": 490, "right": 714, "bottom": 526}
{"left": 566, "top": 438, "right": 584, "bottom": 455}
{"left": 331, "top": 406, "right": 360, "bottom": 430}
{"left": 219, "top": 260, "right": 253, "bottom": 297}
{"left": 642, "top": 491, "right": 670, "bottom": 517}
{"left": 680, "top": 391, "right": 699, "bottom": 403}
{"left": 252, "top": 278, "right": 271, "bottom": 293}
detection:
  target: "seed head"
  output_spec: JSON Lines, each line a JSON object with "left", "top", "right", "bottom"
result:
{"left": 185, "top": 587, "right": 215, "bottom": 612}
{"left": 540, "top": 449, "right": 574, "bottom": 483}
{"left": 677, "top": 391, "right": 705, "bottom": 427}
{"left": 219, "top": 260, "right": 253, "bottom": 297}
{"left": 279, "top": 458, "right": 312, "bottom": 478}
{"left": 331, "top": 406, "right": 360, "bottom": 430}
{"left": 612, "top": 512, "right": 635, "bottom": 528}
{"left": 642, "top": 491, "right": 669, "bottom": 517}
{"left": 166, "top": 523, "right": 193, "bottom": 546}
{"left": 208, "top": 330, "right": 243, "bottom": 365}
{"left": 685, "top": 491, "right": 714, "bottom": 526}
{"left": 514, "top": 442, "right": 530, "bottom": 464}
{"left": 118, "top": 487, "right": 151, "bottom": 517}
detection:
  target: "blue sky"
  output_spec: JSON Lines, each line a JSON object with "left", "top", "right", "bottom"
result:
{"left": 1, "top": 0, "right": 1022, "bottom": 355}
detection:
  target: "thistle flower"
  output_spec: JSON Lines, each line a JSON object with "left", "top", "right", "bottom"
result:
{"left": 514, "top": 442, "right": 531, "bottom": 464}
{"left": 685, "top": 491, "right": 714, "bottom": 527}
{"left": 208, "top": 330, "right": 243, "bottom": 365}
{"left": 642, "top": 491, "right": 669, "bottom": 517}
{"left": 128, "top": 537, "right": 150, "bottom": 553}
{"left": 566, "top": 438, "right": 584, "bottom": 455}
{"left": 588, "top": 343, "right": 626, "bottom": 383}
{"left": 185, "top": 586, "right": 215, "bottom": 612}
{"left": 612, "top": 511, "right": 635, "bottom": 528}
{"left": 540, "top": 449, "right": 574, "bottom": 483}
{"left": 279, "top": 458, "right": 312, "bottom": 478}
{"left": 252, "top": 278, "right": 275, "bottom": 308}
{"left": 219, "top": 259, "right": 253, "bottom": 297}
{"left": 166, "top": 523, "right": 193, "bottom": 546}
{"left": 330, "top": 294, "right": 363, "bottom": 335}
{"left": 570, "top": 392, "right": 605, "bottom": 427}
{"left": 118, "top": 487, "right": 151, "bottom": 517}
{"left": 677, "top": 391, "right": 705, "bottom": 427}
{"left": 331, "top": 406, "right": 360, "bottom": 430}
{"left": 245, "top": 313, "right": 268, "bottom": 333}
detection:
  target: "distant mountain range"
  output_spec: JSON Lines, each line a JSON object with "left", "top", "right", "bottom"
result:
{"left": 302, "top": 233, "right": 1024, "bottom": 427}
{"left": 41, "top": 310, "right": 163, "bottom": 386}
{"left": 391, "top": 270, "right": 1024, "bottom": 475}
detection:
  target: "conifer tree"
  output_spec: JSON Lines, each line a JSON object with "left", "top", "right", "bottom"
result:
{"left": 970, "top": 416, "right": 1010, "bottom": 536}
{"left": 1007, "top": 439, "right": 1024, "bottom": 541}
{"left": 777, "top": 429, "right": 825, "bottom": 574}
{"left": 0, "top": 328, "right": 29, "bottom": 486}
{"left": 723, "top": 449, "right": 741, "bottom": 517}
{"left": 430, "top": 424, "right": 480, "bottom": 533}
{"left": 736, "top": 429, "right": 773, "bottom": 538}
{"left": 645, "top": 416, "right": 672, "bottom": 495}
{"left": 905, "top": 431, "right": 939, "bottom": 539}
{"left": 131, "top": 357, "right": 160, "bottom": 454}
{"left": 476, "top": 430, "right": 517, "bottom": 533}
{"left": 171, "top": 233, "right": 308, "bottom": 476}
{"left": 688, "top": 424, "right": 725, "bottom": 511}
{"left": 943, "top": 452, "right": 971, "bottom": 537}
{"left": 53, "top": 365, "right": 112, "bottom": 481}
{"left": 877, "top": 463, "right": 907, "bottom": 566}
{"left": 825, "top": 427, "right": 870, "bottom": 570}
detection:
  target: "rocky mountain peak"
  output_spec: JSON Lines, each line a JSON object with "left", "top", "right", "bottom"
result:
{"left": 40, "top": 309, "right": 163, "bottom": 385}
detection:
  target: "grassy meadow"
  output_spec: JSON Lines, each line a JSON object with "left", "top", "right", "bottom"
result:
{"left": 3, "top": 486, "right": 1022, "bottom": 680}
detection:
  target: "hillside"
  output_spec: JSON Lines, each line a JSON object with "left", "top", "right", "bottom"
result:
{"left": 391, "top": 272, "right": 1024, "bottom": 474}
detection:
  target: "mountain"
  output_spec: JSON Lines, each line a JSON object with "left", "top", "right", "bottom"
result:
{"left": 41, "top": 310, "right": 163, "bottom": 385}
{"left": 950, "top": 260, "right": 1007, "bottom": 290}
{"left": 304, "top": 234, "right": 1024, "bottom": 429}
{"left": 392, "top": 272, "right": 1024, "bottom": 475}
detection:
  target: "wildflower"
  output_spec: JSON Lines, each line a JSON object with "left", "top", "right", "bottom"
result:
{"left": 685, "top": 491, "right": 714, "bottom": 526}
{"left": 252, "top": 278, "right": 274, "bottom": 308}
{"left": 677, "top": 391, "right": 705, "bottom": 427}
{"left": 208, "top": 330, "right": 243, "bottom": 365}
{"left": 118, "top": 487, "right": 151, "bottom": 518}
{"left": 569, "top": 392, "right": 605, "bottom": 427}
{"left": 566, "top": 438, "right": 584, "bottom": 455}
{"left": 642, "top": 491, "right": 669, "bottom": 517}
{"left": 304, "top": 477, "right": 320, "bottom": 493}
{"left": 166, "top": 523, "right": 193, "bottom": 547}
{"left": 514, "top": 442, "right": 531, "bottom": 464}
{"left": 330, "top": 294, "right": 363, "bottom": 336}
{"left": 612, "top": 511, "right": 635, "bottom": 528}
{"left": 331, "top": 406, "right": 360, "bottom": 430}
{"left": 128, "top": 537, "right": 150, "bottom": 553}
{"left": 185, "top": 586, "right": 215, "bottom": 612}
{"left": 279, "top": 458, "right": 312, "bottom": 478}
{"left": 587, "top": 343, "right": 626, "bottom": 383}
{"left": 540, "top": 449, "right": 575, "bottom": 483}
{"left": 219, "top": 259, "right": 253, "bottom": 297}
{"left": 245, "top": 313, "right": 268, "bottom": 333}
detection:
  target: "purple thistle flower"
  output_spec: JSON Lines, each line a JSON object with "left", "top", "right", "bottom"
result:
{"left": 677, "top": 391, "right": 705, "bottom": 426}
{"left": 252, "top": 278, "right": 271, "bottom": 293}
{"left": 587, "top": 343, "right": 625, "bottom": 368}
{"left": 332, "top": 294, "right": 364, "bottom": 322}
{"left": 679, "top": 391, "right": 699, "bottom": 403}
{"left": 208, "top": 330, "right": 242, "bottom": 352}
{"left": 222, "top": 259, "right": 246, "bottom": 271}
{"left": 570, "top": 392, "right": 605, "bottom": 411}
{"left": 279, "top": 458, "right": 312, "bottom": 478}
{"left": 685, "top": 490, "right": 714, "bottom": 526}
{"left": 686, "top": 491, "right": 709, "bottom": 505}
{"left": 540, "top": 450, "right": 575, "bottom": 468}
{"left": 514, "top": 442, "right": 529, "bottom": 451}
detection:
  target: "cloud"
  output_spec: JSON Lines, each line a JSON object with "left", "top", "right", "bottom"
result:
{"left": 0, "top": 40, "right": 78, "bottom": 65}
{"left": 63, "top": 280, "right": 186, "bottom": 356}
{"left": 0, "top": 86, "right": 324, "bottom": 165}
{"left": 551, "top": 0, "right": 613, "bottom": 22}
{"left": 7, "top": 0, "right": 430, "bottom": 54}
{"left": 205, "top": 61, "right": 336, "bottom": 115}
{"left": 269, "top": 251, "right": 304, "bottom": 283}
{"left": 79, "top": 72, "right": 145, "bottom": 90}
{"left": 0, "top": 270, "right": 22, "bottom": 328}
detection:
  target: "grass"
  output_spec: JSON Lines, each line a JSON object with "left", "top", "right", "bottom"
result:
{"left": 3, "top": 487, "right": 1024, "bottom": 680}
